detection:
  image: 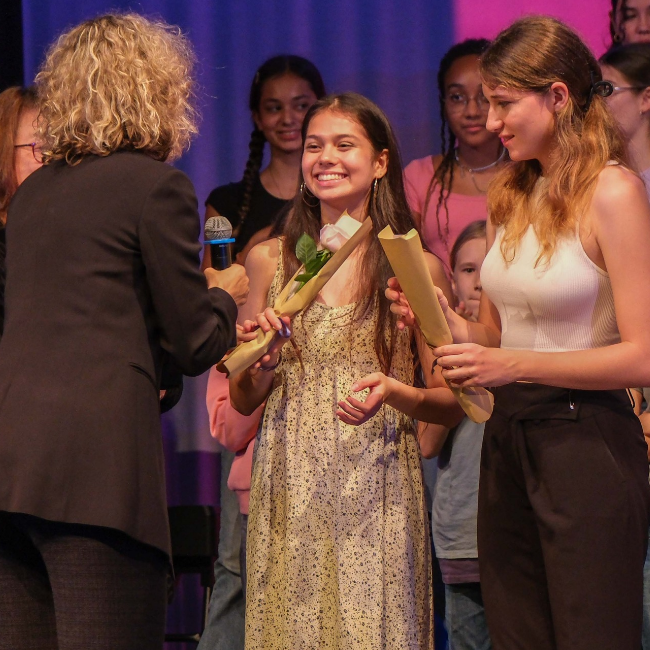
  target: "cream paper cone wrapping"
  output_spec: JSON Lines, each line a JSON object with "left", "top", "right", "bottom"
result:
{"left": 218, "top": 218, "right": 373, "bottom": 377}
{"left": 378, "top": 226, "right": 493, "bottom": 423}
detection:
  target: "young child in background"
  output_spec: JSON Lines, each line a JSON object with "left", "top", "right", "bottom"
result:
{"left": 419, "top": 221, "right": 492, "bottom": 650}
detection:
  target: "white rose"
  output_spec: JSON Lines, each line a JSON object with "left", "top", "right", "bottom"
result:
{"left": 319, "top": 213, "right": 363, "bottom": 252}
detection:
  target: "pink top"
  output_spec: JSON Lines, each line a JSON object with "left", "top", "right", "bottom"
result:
{"left": 205, "top": 366, "right": 264, "bottom": 515}
{"left": 404, "top": 156, "right": 488, "bottom": 268}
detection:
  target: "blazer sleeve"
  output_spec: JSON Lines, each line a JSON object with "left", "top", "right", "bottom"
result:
{"left": 138, "top": 166, "right": 238, "bottom": 376}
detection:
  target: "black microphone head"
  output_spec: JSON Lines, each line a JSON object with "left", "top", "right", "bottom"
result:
{"left": 204, "top": 216, "right": 233, "bottom": 241}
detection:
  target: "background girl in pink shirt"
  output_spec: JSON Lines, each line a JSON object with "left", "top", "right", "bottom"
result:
{"left": 403, "top": 39, "right": 506, "bottom": 272}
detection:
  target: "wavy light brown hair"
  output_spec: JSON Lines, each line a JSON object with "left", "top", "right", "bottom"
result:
{"left": 0, "top": 86, "right": 38, "bottom": 224}
{"left": 35, "top": 13, "right": 198, "bottom": 164}
{"left": 481, "top": 15, "right": 627, "bottom": 266}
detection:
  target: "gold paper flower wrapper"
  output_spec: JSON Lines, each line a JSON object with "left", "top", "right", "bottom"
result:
{"left": 378, "top": 226, "right": 494, "bottom": 423}
{"left": 218, "top": 218, "right": 373, "bottom": 377}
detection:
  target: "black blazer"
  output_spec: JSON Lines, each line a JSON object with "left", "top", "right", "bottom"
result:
{"left": 0, "top": 152, "right": 237, "bottom": 558}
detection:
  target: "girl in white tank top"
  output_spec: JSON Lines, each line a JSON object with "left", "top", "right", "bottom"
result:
{"left": 387, "top": 16, "right": 650, "bottom": 650}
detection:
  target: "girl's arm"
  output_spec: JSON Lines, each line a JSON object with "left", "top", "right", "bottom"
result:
{"left": 207, "top": 366, "right": 264, "bottom": 452}
{"left": 338, "top": 252, "right": 465, "bottom": 427}
{"left": 229, "top": 239, "right": 290, "bottom": 415}
{"left": 425, "top": 251, "right": 455, "bottom": 307}
{"left": 436, "top": 166, "right": 650, "bottom": 389}
{"left": 418, "top": 421, "right": 451, "bottom": 459}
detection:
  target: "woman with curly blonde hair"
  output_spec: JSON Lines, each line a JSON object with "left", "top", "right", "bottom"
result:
{"left": 391, "top": 15, "right": 650, "bottom": 650}
{"left": 36, "top": 13, "right": 197, "bottom": 163}
{"left": 0, "top": 13, "right": 248, "bottom": 650}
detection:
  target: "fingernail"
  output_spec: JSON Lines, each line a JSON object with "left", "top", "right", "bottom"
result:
{"left": 351, "top": 383, "right": 359, "bottom": 391}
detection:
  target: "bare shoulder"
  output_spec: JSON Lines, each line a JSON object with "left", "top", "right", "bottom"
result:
{"left": 238, "top": 238, "right": 280, "bottom": 323}
{"left": 592, "top": 165, "right": 648, "bottom": 219}
{"left": 246, "top": 239, "right": 279, "bottom": 296}
{"left": 590, "top": 165, "right": 650, "bottom": 268}
{"left": 245, "top": 237, "right": 279, "bottom": 281}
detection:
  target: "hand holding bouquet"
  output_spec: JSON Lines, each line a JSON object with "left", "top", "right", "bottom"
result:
{"left": 218, "top": 213, "right": 372, "bottom": 377}
{"left": 378, "top": 226, "right": 494, "bottom": 423}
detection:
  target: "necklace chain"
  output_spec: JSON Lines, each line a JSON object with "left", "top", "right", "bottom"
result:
{"left": 454, "top": 147, "right": 506, "bottom": 173}
{"left": 453, "top": 147, "right": 506, "bottom": 193}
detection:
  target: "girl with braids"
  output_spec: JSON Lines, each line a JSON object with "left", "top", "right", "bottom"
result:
{"left": 404, "top": 39, "right": 505, "bottom": 271}
{"left": 390, "top": 15, "right": 650, "bottom": 649}
{"left": 203, "top": 55, "right": 325, "bottom": 267}
{"left": 610, "top": 0, "right": 650, "bottom": 44}
{"left": 230, "top": 92, "right": 460, "bottom": 650}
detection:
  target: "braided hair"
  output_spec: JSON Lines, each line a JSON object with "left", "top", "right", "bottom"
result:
{"left": 421, "top": 39, "right": 490, "bottom": 254}
{"left": 236, "top": 55, "right": 325, "bottom": 235}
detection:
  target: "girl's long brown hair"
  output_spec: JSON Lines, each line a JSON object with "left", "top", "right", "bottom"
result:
{"left": 481, "top": 15, "right": 627, "bottom": 266}
{"left": 282, "top": 93, "right": 417, "bottom": 374}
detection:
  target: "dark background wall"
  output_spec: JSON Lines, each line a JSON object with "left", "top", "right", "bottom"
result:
{"left": 0, "top": 0, "right": 23, "bottom": 90}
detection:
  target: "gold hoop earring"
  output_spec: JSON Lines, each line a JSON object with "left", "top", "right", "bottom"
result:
{"left": 300, "top": 182, "right": 319, "bottom": 208}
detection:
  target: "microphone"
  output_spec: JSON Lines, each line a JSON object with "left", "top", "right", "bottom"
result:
{"left": 204, "top": 216, "right": 236, "bottom": 270}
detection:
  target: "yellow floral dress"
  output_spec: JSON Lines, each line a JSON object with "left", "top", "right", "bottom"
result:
{"left": 245, "top": 243, "right": 433, "bottom": 650}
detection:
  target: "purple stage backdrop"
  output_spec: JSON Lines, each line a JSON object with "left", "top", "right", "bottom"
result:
{"left": 19, "top": 0, "right": 612, "bottom": 644}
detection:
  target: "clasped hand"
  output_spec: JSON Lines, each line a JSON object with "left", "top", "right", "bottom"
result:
{"left": 385, "top": 276, "right": 515, "bottom": 388}
{"left": 434, "top": 343, "right": 516, "bottom": 388}
{"left": 337, "top": 373, "right": 394, "bottom": 426}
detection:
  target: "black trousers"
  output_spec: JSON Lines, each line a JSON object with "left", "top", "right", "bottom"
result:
{"left": 0, "top": 512, "right": 168, "bottom": 650}
{"left": 478, "top": 383, "right": 650, "bottom": 650}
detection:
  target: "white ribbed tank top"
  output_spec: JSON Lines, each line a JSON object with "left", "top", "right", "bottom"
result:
{"left": 480, "top": 224, "right": 620, "bottom": 352}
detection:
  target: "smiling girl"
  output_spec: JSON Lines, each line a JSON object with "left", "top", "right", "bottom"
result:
{"left": 203, "top": 56, "right": 325, "bottom": 266}
{"left": 390, "top": 15, "right": 650, "bottom": 650}
{"left": 230, "top": 92, "right": 459, "bottom": 650}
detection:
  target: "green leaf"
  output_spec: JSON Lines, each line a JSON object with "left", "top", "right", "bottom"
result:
{"left": 305, "top": 258, "right": 321, "bottom": 274}
{"left": 296, "top": 234, "right": 317, "bottom": 266}
{"left": 292, "top": 236, "right": 335, "bottom": 295}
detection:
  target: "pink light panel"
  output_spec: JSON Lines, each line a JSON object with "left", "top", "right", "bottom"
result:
{"left": 455, "top": 0, "right": 614, "bottom": 57}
